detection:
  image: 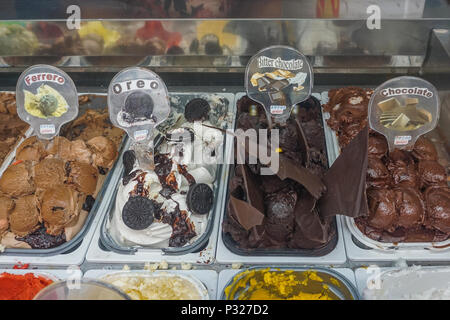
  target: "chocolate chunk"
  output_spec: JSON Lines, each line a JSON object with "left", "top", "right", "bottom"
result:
{"left": 187, "top": 183, "right": 214, "bottom": 215}
{"left": 82, "top": 195, "right": 95, "bottom": 212}
{"left": 184, "top": 98, "right": 210, "bottom": 122}
{"left": 122, "top": 196, "right": 155, "bottom": 230}
{"left": 122, "top": 150, "right": 136, "bottom": 177}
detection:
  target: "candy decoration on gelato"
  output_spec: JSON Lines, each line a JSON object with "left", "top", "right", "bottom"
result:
{"left": 122, "top": 196, "right": 155, "bottom": 230}
{"left": 187, "top": 183, "right": 214, "bottom": 215}
{"left": 184, "top": 98, "right": 210, "bottom": 122}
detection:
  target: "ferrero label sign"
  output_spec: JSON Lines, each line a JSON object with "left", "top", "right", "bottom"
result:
{"left": 369, "top": 76, "right": 440, "bottom": 151}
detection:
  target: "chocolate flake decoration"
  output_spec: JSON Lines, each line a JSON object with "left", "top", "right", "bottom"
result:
{"left": 294, "top": 118, "right": 310, "bottom": 166}
{"left": 239, "top": 164, "right": 265, "bottom": 213}
{"left": 229, "top": 196, "right": 265, "bottom": 231}
{"left": 318, "top": 125, "right": 369, "bottom": 218}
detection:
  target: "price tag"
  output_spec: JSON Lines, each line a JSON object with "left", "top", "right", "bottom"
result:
{"left": 245, "top": 45, "right": 313, "bottom": 124}
{"left": 368, "top": 76, "right": 440, "bottom": 151}
{"left": 16, "top": 64, "right": 78, "bottom": 140}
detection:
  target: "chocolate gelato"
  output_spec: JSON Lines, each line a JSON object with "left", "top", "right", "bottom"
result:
{"left": 223, "top": 95, "right": 368, "bottom": 252}
{"left": 323, "top": 87, "right": 373, "bottom": 148}
{"left": 40, "top": 186, "right": 83, "bottom": 236}
{"left": 0, "top": 196, "right": 13, "bottom": 234}
{"left": 9, "top": 195, "right": 40, "bottom": 236}
{"left": 0, "top": 93, "right": 28, "bottom": 166}
{"left": 0, "top": 162, "right": 35, "bottom": 197}
{"left": 66, "top": 161, "right": 98, "bottom": 195}
{"left": 0, "top": 95, "right": 124, "bottom": 249}
{"left": 33, "top": 158, "right": 65, "bottom": 189}
{"left": 324, "top": 87, "right": 450, "bottom": 243}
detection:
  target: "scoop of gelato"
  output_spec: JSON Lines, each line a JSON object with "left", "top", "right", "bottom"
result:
{"left": 47, "top": 136, "right": 72, "bottom": 161}
{"left": 0, "top": 162, "right": 35, "bottom": 197}
{"left": 368, "top": 134, "right": 388, "bottom": 159}
{"left": 8, "top": 195, "right": 40, "bottom": 236}
{"left": 366, "top": 188, "right": 397, "bottom": 231}
{"left": 387, "top": 150, "right": 418, "bottom": 188}
{"left": 425, "top": 187, "right": 450, "bottom": 233}
{"left": 367, "top": 157, "right": 390, "bottom": 188}
{"left": 394, "top": 187, "right": 424, "bottom": 228}
{"left": 412, "top": 137, "right": 438, "bottom": 161}
{"left": 66, "top": 161, "right": 98, "bottom": 195}
{"left": 69, "top": 139, "right": 93, "bottom": 164}
{"left": 0, "top": 196, "right": 14, "bottom": 233}
{"left": 15, "top": 136, "right": 47, "bottom": 161}
{"left": 87, "top": 136, "right": 118, "bottom": 169}
{"left": 264, "top": 189, "right": 297, "bottom": 243}
{"left": 418, "top": 160, "right": 447, "bottom": 189}
{"left": 33, "top": 158, "right": 65, "bottom": 189}
{"left": 40, "top": 186, "right": 83, "bottom": 235}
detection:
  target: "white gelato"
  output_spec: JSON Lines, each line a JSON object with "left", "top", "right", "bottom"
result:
{"left": 364, "top": 266, "right": 450, "bottom": 300}
{"left": 110, "top": 120, "right": 223, "bottom": 247}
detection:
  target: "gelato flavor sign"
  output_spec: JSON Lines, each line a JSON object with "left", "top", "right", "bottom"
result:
{"left": 246, "top": 46, "right": 313, "bottom": 123}
{"left": 16, "top": 65, "right": 79, "bottom": 140}
{"left": 369, "top": 76, "right": 440, "bottom": 151}
{"left": 108, "top": 67, "right": 170, "bottom": 143}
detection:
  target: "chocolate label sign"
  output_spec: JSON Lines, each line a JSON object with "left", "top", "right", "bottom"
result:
{"left": 369, "top": 76, "right": 440, "bottom": 151}
{"left": 108, "top": 67, "right": 170, "bottom": 143}
{"left": 246, "top": 46, "right": 313, "bottom": 123}
{"left": 16, "top": 64, "right": 79, "bottom": 140}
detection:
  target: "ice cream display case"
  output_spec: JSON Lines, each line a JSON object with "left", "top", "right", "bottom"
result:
{"left": 0, "top": 0, "right": 449, "bottom": 301}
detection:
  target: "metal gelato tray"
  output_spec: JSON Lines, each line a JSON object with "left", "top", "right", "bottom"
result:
{"left": 84, "top": 268, "right": 218, "bottom": 299}
{"left": 219, "top": 92, "right": 342, "bottom": 259}
{"left": 320, "top": 89, "right": 450, "bottom": 262}
{"left": 218, "top": 266, "right": 359, "bottom": 300}
{"left": 0, "top": 94, "right": 128, "bottom": 258}
{"left": 98, "top": 92, "right": 235, "bottom": 257}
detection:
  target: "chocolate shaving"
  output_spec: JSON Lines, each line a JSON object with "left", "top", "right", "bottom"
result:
{"left": 229, "top": 195, "right": 265, "bottom": 231}
{"left": 318, "top": 125, "right": 369, "bottom": 218}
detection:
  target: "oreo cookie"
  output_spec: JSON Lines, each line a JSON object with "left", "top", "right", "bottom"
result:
{"left": 122, "top": 196, "right": 155, "bottom": 230}
{"left": 122, "top": 91, "right": 154, "bottom": 123}
{"left": 123, "top": 150, "right": 136, "bottom": 177}
{"left": 184, "top": 98, "right": 210, "bottom": 122}
{"left": 187, "top": 183, "right": 214, "bottom": 215}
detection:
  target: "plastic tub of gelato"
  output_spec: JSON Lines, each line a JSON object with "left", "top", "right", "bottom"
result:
{"left": 356, "top": 266, "right": 450, "bottom": 300}
{"left": 0, "top": 94, "right": 127, "bottom": 256}
{"left": 320, "top": 88, "right": 450, "bottom": 252}
{"left": 99, "top": 93, "right": 234, "bottom": 256}
{"left": 84, "top": 269, "right": 214, "bottom": 300}
{"left": 34, "top": 279, "right": 130, "bottom": 300}
{"left": 221, "top": 93, "right": 342, "bottom": 257}
{"left": 221, "top": 267, "right": 359, "bottom": 300}
{"left": 0, "top": 268, "right": 78, "bottom": 300}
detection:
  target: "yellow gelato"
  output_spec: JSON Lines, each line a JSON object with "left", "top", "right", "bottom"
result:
{"left": 225, "top": 269, "right": 340, "bottom": 300}
{"left": 78, "top": 21, "right": 120, "bottom": 49}
{"left": 24, "top": 84, "right": 68, "bottom": 119}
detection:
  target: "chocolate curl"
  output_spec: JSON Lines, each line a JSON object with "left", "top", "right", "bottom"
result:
{"left": 239, "top": 136, "right": 326, "bottom": 199}
{"left": 294, "top": 117, "right": 310, "bottom": 166}
{"left": 318, "top": 125, "right": 369, "bottom": 218}
{"left": 229, "top": 196, "right": 264, "bottom": 231}
{"left": 228, "top": 164, "right": 265, "bottom": 231}
{"left": 290, "top": 191, "right": 332, "bottom": 249}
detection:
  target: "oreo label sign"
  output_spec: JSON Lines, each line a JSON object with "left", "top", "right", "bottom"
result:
{"left": 108, "top": 67, "right": 170, "bottom": 143}
{"left": 112, "top": 79, "right": 159, "bottom": 94}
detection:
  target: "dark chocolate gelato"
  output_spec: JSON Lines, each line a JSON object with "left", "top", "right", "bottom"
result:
{"left": 223, "top": 95, "right": 368, "bottom": 251}
{"left": 325, "top": 87, "right": 450, "bottom": 243}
